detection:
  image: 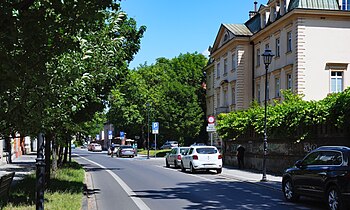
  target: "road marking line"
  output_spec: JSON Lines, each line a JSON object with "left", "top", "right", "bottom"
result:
{"left": 76, "top": 155, "right": 151, "bottom": 210}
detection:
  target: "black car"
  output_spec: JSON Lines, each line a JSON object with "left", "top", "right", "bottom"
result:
{"left": 282, "top": 146, "right": 350, "bottom": 210}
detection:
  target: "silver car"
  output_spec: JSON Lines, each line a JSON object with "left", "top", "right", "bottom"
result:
{"left": 117, "top": 145, "right": 136, "bottom": 158}
{"left": 165, "top": 147, "right": 190, "bottom": 168}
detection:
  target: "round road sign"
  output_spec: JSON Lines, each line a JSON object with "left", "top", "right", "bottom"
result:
{"left": 208, "top": 116, "right": 215, "bottom": 124}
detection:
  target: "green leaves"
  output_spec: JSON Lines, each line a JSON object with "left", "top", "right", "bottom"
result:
{"left": 217, "top": 88, "right": 350, "bottom": 142}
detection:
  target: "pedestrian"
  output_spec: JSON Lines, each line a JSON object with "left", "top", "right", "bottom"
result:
{"left": 236, "top": 145, "right": 245, "bottom": 169}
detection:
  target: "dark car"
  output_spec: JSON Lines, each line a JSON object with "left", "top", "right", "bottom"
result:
{"left": 282, "top": 146, "right": 350, "bottom": 210}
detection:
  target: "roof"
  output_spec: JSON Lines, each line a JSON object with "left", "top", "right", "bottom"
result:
{"left": 245, "top": 13, "right": 261, "bottom": 34}
{"left": 223, "top": 24, "right": 253, "bottom": 36}
{"left": 288, "top": 0, "right": 340, "bottom": 10}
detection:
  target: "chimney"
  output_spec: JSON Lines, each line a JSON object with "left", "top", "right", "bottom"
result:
{"left": 249, "top": 1, "right": 258, "bottom": 19}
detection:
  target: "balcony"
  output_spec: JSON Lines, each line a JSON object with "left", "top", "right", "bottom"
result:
{"left": 216, "top": 106, "right": 229, "bottom": 115}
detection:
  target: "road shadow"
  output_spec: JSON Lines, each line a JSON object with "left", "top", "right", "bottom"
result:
{"left": 133, "top": 180, "right": 327, "bottom": 210}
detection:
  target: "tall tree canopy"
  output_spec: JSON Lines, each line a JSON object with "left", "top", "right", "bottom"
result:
{"left": 107, "top": 53, "right": 208, "bottom": 146}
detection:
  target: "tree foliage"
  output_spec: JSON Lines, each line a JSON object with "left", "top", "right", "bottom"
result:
{"left": 107, "top": 53, "right": 208, "bottom": 146}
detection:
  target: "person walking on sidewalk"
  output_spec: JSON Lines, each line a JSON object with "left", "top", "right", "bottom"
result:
{"left": 236, "top": 145, "right": 245, "bottom": 169}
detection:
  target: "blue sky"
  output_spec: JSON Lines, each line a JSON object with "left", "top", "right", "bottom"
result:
{"left": 120, "top": 0, "right": 258, "bottom": 69}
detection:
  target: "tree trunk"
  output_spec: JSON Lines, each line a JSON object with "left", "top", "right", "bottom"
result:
{"left": 45, "top": 132, "right": 52, "bottom": 187}
{"left": 51, "top": 135, "right": 58, "bottom": 177}
{"left": 63, "top": 143, "right": 68, "bottom": 164}
{"left": 58, "top": 145, "right": 63, "bottom": 166}
{"left": 5, "top": 135, "right": 12, "bottom": 164}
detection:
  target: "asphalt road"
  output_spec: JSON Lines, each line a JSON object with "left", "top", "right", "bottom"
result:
{"left": 73, "top": 149, "right": 327, "bottom": 210}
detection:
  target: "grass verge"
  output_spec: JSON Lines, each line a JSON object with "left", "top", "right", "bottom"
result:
{"left": 137, "top": 149, "right": 171, "bottom": 157}
{"left": 4, "top": 161, "right": 85, "bottom": 210}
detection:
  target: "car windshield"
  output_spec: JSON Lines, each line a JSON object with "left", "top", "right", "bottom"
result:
{"left": 196, "top": 148, "right": 217, "bottom": 154}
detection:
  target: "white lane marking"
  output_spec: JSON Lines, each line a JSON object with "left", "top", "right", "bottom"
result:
{"left": 76, "top": 155, "right": 151, "bottom": 210}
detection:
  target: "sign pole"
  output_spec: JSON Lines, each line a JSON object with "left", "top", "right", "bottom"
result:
{"left": 154, "top": 134, "right": 157, "bottom": 158}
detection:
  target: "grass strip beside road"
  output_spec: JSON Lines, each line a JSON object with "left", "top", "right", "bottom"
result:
{"left": 4, "top": 162, "right": 85, "bottom": 210}
{"left": 138, "top": 149, "right": 171, "bottom": 157}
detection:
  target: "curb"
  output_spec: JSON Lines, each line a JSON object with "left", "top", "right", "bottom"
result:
{"left": 82, "top": 172, "right": 97, "bottom": 210}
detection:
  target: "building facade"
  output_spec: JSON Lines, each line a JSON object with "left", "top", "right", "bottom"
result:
{"left": 207, "top": 0, "right": 350, "bottom": 118}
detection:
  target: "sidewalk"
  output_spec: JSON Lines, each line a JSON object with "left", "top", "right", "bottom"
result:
{"left": 0, "top": 152, "right": 36, "bottom": 184}
{"left": 221, "top": 166, "right": 282, "bottom": 191}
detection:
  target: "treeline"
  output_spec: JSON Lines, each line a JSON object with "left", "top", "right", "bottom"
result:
{"left": 106, "top": 53, "right": 208, "bottom": 146}
{"left": 217, "top": 89, "right": 350, "bottom": 141}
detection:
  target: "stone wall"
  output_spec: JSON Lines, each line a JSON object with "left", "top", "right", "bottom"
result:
{"left": 223, "top": 126, "right": 350, "bottom": 174}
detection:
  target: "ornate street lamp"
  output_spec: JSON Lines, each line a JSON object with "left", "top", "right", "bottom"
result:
{"left": 146, "top": 103, "right": 150, "bottom": 159}
{"left": 261, "top": 49, "right": 274, "bottom": 182}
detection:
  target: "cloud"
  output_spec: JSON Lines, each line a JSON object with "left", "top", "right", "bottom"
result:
{"left": 201, "top": 49, "right": 210, "bottom": 57}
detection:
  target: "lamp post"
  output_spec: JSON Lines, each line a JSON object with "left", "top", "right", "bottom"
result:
{"left": 146, "top": 103, "right": 150, "bottom": 159}
{"left": 261, "top": 49, "right": 274, "bottom": 182}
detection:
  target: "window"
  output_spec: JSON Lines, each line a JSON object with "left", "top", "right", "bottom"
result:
{"left": 224, "top": 58, "right": 228, "bottom": 74}
{"left": 342, "top": 0, "right": 350, "bottom": 10}
{"left": 232, "top": 53, "right": 237, "bottom": 71}
{"left": 275, "top": 77, "right": 280, "bottom": 98}
{"left": 287, "top": 31, "right": 292, "bottom": 52}
{"left": 275, "top": 38, "right": 280, "bottom": 57}
{"left": 303, "top": 151, "right": 342, "bottom": 166}
{"left": 232, "top": 87, "right": 236, "bottom": 104}
{"left": 331, "top": 71, "right": 343, "bottom": 93}
{"left": 287, "top": 73, "right": 292, "bottom": 90}
{"left": 223, "top": 89, "right": 228, "bottom": 106}
{"left": 256, "top": 49, "right": 260, "bottom": 66}
{"left": 216, "top": 63, "right": 220, "bottom": 78}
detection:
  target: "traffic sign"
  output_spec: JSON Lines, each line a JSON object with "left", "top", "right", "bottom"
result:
{"left": 120, "top": 131, "right": 125, "bottom": 139}
{"left": 208, "top": 115, "right": 215, "bottom": 124}
{"left": 96, "top": 134, "right": 100, "bottom": 140}
{"left": 152, "top": 122, "right": 159, "bottom": 134}
{"left": 108, "top": 130, "right": 113, "bottom": 140}
{"left": 206, "top": 125, "right": 216, "bottom": 132}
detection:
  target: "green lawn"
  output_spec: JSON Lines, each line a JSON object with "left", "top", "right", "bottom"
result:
{"left": 4, "top": 162, "right": 85, "bottom": 210}
{"left": 138, "top": 148, "right": 171, "bottom": 157}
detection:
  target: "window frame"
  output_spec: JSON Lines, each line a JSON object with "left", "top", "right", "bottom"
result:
{"left": 287, "top": 31, "right": 292, "bottom": 52}
{"left": 330, "top": 71, "right": 344, "bottom": 93}
{"left": 275, "top": 37, "right": 280, "bottom": 57}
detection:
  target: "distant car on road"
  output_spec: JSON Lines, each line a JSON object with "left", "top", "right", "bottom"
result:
{"left": 282, "top": 146, "right": 350, "bottom": 210}
{"left": 181, "top": 145, "right": 222, "bottom": 174}
{"left": 88, "top": 143, "right": 102, "bottom": 152}
{"left": 160, "top": 141, "right": 178, "bottom": 149}
{"left": 165, "top": 147, "right": 190, "bottom": 168}
{"left": 108, "top": 144, "right": 120, "bottom": 155}
{"left": 117, "top": 145, "right": 135, "bottom": 158}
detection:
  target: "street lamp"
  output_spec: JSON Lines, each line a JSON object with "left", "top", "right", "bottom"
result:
{"left": 146, "top": 103, "right": 150, "bottom": 159}
{"left": 261, "top": 49, "right": 274, "bottom": 182}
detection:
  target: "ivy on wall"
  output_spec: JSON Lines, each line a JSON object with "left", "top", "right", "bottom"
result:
{"left": 217, "top": 88, "right": 350, "bottom": 142}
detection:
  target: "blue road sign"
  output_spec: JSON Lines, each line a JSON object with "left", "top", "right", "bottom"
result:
{"left": 108, "top": 130, "right": 113, "bottom": 140}
{"left": 152, "top": 122, "right": 159, "bottom": 134}
{"left": 120, "top": 131, "right": 125, "bottom": 139}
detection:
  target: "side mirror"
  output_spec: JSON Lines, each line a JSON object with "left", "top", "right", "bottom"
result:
{"left": 295, "top": 160, "right": 303, "bottom": 168}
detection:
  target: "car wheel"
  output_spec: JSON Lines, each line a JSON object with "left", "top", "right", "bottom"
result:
{"left": 166, "top": 160, "right": 170, "bottom": 168}
{"left": 181, "top": 161, "right": 186, "bottom": 172}
{"left": 190, "top": 163, "right": 196, "bottom": 174}
{"left": 217, "top": 168, "right": 222, "bottom": 174}
{"left": 327, "top": 185, "right": 345, "bottom": 210}
{"left": 282, "top": 179, "right": 299, "bottom": 202}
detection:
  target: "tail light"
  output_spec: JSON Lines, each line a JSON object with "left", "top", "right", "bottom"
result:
{"left": 177, "top": 155, "right": 182, "bottom": 160}
{"left": 218, "top": 154, "right": 222, "bottom": 159}
{"left": 192, "top": 155, "right": 198, "bottom": 160}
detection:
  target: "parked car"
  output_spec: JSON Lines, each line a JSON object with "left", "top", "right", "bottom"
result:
{"left": 165, "top": 147, "right": 190, "bottom": 168}
{"left": 181, "top": 145, "right": 222, "bottom": 174}
{"left": 282, "top": 146, "right": 350, "bottom": 210}
{"left": 117, "top": 145, "right": 136, "bottom": 158}
{"left": 88, "top": 143, "right": 102, "bottom": 152}
{"left": 107, "top": 144, "right": 120, "bottom": 155}
{"left": 160, "top": 141, "right": 179, "bottom": 149}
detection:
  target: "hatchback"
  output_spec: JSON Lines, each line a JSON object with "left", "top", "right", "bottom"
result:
{"left": 165, "top": 147, "right": 190, "bottom": 168}
{"left": 282, "top": 146, "right": 350, "bottom": 210}
{"left": 181, "top": 145, "right": 222, "bottom": 174}
{"left": 117, "top": 145, "right": 136, "bottom": 158}
{"left": 160, "top": 141, "right": 179, "bottom": 149}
